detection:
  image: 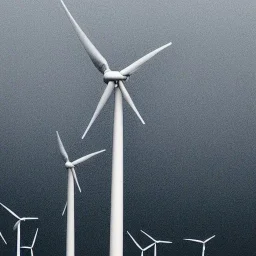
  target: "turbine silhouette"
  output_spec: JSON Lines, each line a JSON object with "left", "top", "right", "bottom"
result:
{"left": 56, "top": 131, "right": 105, "bottom": 256}
{"left": 127, "top": 231, "right": 154, "bottom": 256}
{"left": 21, "top": 228, "right": 38, "bottom": 256}
{"left": 60, "top": 2, "right": 172, "bottom": 256}
{"left": 140, "top": 230, "right": 172, "bottom": 256}
{"left": 184, "top": 235, "right": 216, "bottom": 256}
{"left": 0, "top": 202, "right": 38, "bottom": 256}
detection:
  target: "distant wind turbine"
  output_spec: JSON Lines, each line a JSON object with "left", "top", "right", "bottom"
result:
{"left": 0, "top": 202, "right": 38, "bottom": 256}
{"left": 56, "top": 131, "right": 105, "bottom": 256}
{"left": 21, "top": 228, "right": 38, "bottom": 256}
{"left": 0, "top": 232, "right": 7, "bottom": 245}
{"left": 140, "top": 230, "right": 172, "bottom": 256}
{"left": 183, "top": 235, "right": 216, "bottom": 256}
{"left": 127, "top": 231, "right": 154, "bottom": 256}
{"left": 60, "top": 2, "right": 172, "bottom": 256}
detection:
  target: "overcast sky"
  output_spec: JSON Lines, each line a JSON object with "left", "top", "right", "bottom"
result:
{"left": 1, "top": 0, "right": 256, "bottom": 255}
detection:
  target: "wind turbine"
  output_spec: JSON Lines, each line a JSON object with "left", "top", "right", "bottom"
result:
{"left": 127, "top": 231, "right": 154, "bottom": 256}
{"left": 56, "top": 131, "right": 105, "bottom": 256}
{"left": 0, "top": 232, "right": 7, "bottom": 245}
{"left": 140, "top": 230, "right": 172, "bottom": 256}
{"left": 0, "top": 202, "right": 38, "bottom": 256}
{"left": 60, "top": 2, "right": 172, "bottom": 256}
{"left": 21, "top": 228, "right": 38, "bottom": 256}
{"left": 183, "top": 235, "right": 216, "bottom": 256}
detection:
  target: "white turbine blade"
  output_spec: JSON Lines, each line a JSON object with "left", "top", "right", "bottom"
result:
{"left": 31, "top": 229, "right": 38, "bottom": 248}
{"left": 56, "top": 131, "right": 69, "bottom": 162}
{"left": 184, "top": 238, "right": 203, "bottom": 243}
{"left": 204, "top": 235, "right": 215, "bottom": 243}
{"left": 158, "top": 240, "right": 172, "bottom": 244}
{"left": 82, "top": 81, "right": 115, "bottom": 139}
{"left": 127, "top": 231, "right": 143, "bottom": 250}
{"left": 119, "top": 81, "right": 145, "bottom": 124}
{"left": 144, "top": 243, "right": 155, "bottom": 251}
{"left": 31, "top": 248, "right": 34, "bottom": 256}
{"left": 60, "top": 0, "right": 109, "bottom": 74}
{"left": 13, "top": 220, "right": 21, "bottom": 230}
{"left": 23, "top": 217, "right": 38, "bottom": 220}
{"left": 0, "top": 202, "right": 20, "bottom": 219}
{"left": 62, "top": 202, "right": 67, "bottom": 216}
{"left": 72, "top": 149, "right": 106, "bottom": 166}
{"left": 140, "top": 230, "right": 156, "bottom": 242}
{"left": 0, "top": 232, "right": 7, "bottom": 245}
{"left": 71, "top": 168, "right": 81, "bottom": 192}
{"left": 120, "top": 42, "right": 172, "bottom": 76}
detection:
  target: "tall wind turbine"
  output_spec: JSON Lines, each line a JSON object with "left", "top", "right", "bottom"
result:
{"left": 56, "top": 131, "right": 105, "bottom": 256}
{"left": 140, "top": 230, "right": 172, "bottom": 256}
{"left": 60, "top": 2, "right": 172, "bottom": 256}
{"left": 183, "top": 235, "right": 215, "bottom": 256}
{"left": 0, "top": 232, "right": 7, "bottom": 245}
{"left": 21, "top": 228, "right": 38, "bottom": 256}
{"left": 127, "top": 231, "right": 154, "bottom": 256}
{"left": 0, "top": 202, "right": 38, "bottom": 256}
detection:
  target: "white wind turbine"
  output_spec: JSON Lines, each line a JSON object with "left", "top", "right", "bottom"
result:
{"left": 127, "top": 231, "right": 154, "bottom": 256}
{"left": 60, "top": 2, "right": 172, "bottom": 256}
{"left": 140, "top": 230, "right": 172, "bottom": 256}
{"left": 0, "top": 232, "right": 7, "bottom": 245}
{"left": 56, "top": 131, "right": 105, "bottom": 256}
{"left": 21, "top": 228, "right": 38, "bottom": 256}
{"left": 0, "top": 202, "right": 38, "bottom": 256}
{"left": 183, "top": 235, "right": 215, "bottom": 256}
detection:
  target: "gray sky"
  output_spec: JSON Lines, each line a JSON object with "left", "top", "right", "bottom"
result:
{"left": 1, "top": 0, "right": 256, "bottom": 255}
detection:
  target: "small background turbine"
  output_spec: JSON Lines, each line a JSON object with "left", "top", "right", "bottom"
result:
{"left": 21, "top": 228, "right": 38, "bottom": 256}
{"left": 140, "top": 230, "right": 172, "bottom": 256}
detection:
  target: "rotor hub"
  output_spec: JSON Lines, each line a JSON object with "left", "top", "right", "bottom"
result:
{"left": 103, "top": 70, "right": 127, "bottom": 83}
{"left": 65, "top": 161, "right": 74, "bottom": 168}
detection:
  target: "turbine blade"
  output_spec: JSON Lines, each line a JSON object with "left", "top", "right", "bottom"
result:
{"left": 183, "top": 238, "right": 203, "bottom": 243}
{"left": 32, "top": 229, "right": 38, "bottom": 247}
{"left": 71, "top": 168, "right": 81, "bottom": 192}
{"left": 119, "top": 81, "right": 145, "bottom": 124}
{"left": 144, "top": 243, "right": 155, "bottom": 251}
{"left": 72, "top": 149, "right": 106, "bottom": 166}
{"left": 56, "top": 131, "right": 69, "bottom": 162}
{"left": 81, "top": 81, "right": 115, "bottom": 139}
{"left": 158, "top": 240, "right": 172, "bottom": 244}
{"left": 120, "top": 42, "right": 172, "bottom": 76}
{"left": 127, "top": 231, "right": 142, "bottom": 250}
{"left": 62, "top": 202, "right": 67, "bottom": 216}
{"left": 0, "top": 202, "right": 20, "bottom": 219}
{"left": 140, "top": 230, "right": 156, "bottom": 242}
{"left": 204, "top": 235, "right": 215, "bottom": 243}
{"left": 0, "top": 232, "right": 7, "bottom": 245}
{"left": 60, "top": 0, "right": 109, "bottom": 74}
{"left": 21, "top": 246, "right": 31, "bottom": 249}
{"left": 13, "top": 220, "right": 21, "bottom": 231}
{"left": 23, "top": 217, "right": 38, "bottom": 220}
{"left": 31, "top": 249, "right": 34, "bottom": 256}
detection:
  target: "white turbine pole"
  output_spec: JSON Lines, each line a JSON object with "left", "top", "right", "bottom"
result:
{"left": 66, "top": 168, "right": 75, "bottom": 256}
{"left": 17, "top": 223, "right": 21, "bottom": 256}
{"left": 109, "top": 87, "right": 123, "bottom": 256}
{"left": 202, "top": 243, "right": 205, "bottom": 256}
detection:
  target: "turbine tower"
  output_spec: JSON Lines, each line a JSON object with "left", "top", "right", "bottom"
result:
{"left": 183, "top": 235, "right": 215, "bottom": 256}
{"left": 0, "top": 202, "right": 38, "bottom": 256}
{"left": 140, "top": 230, "right": 172, "bottom": 256}
{"left": 0, "top": 232, "right": 7, "bottom": 245}
{"left": 56, "top": 131, "right": 105, "bottom": 256}
{"left": 60, "top": 2, "right": 172, "bottom": 256}
{"left": 21, "top": 228, "right": 38, "bottom": 256}
{"left": 127, "top": 231, "right": 154, "bottom": 256}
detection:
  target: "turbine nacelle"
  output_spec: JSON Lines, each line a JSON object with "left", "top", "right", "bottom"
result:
{"left": 103, "top": 71, "right": 127, "bottom": 83}
{"left": 65, "top": 161, "right": 75, "bottom": 169}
